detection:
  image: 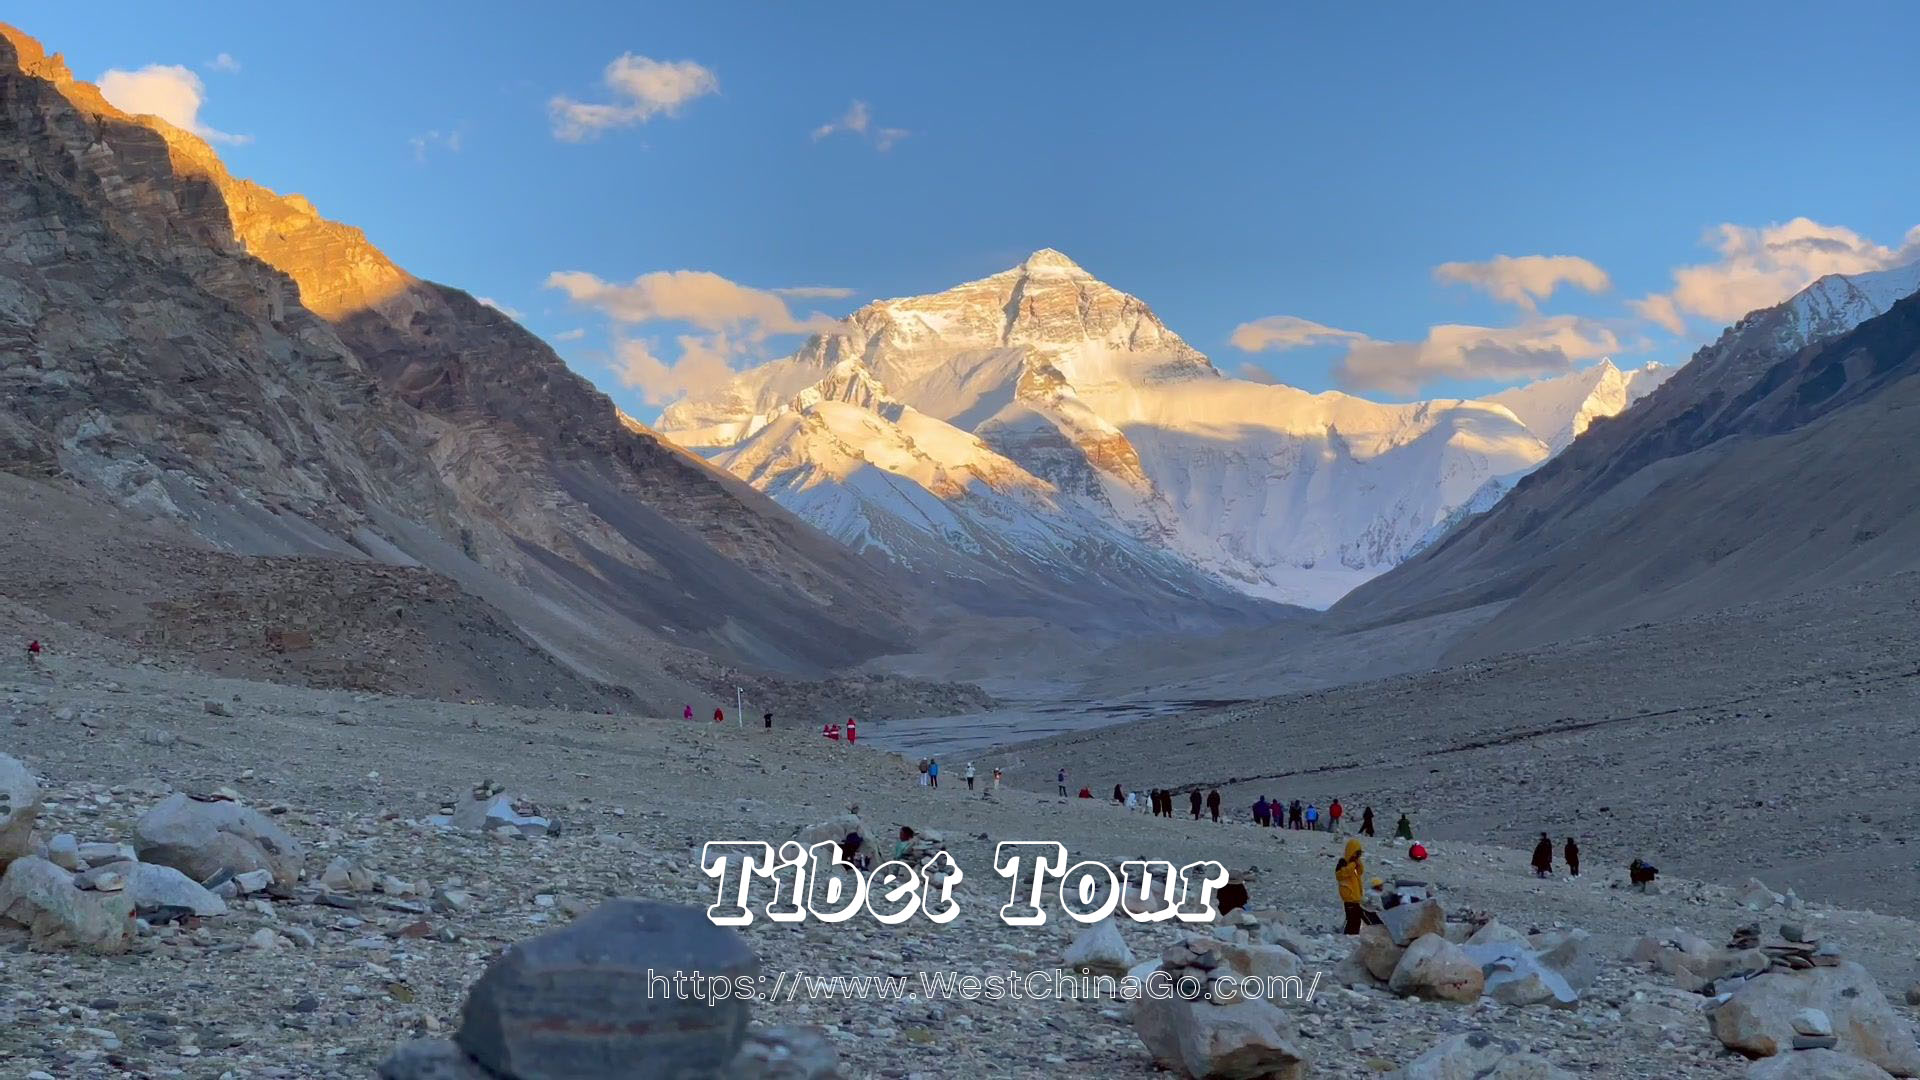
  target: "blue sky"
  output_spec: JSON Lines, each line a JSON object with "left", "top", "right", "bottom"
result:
{"left": 12, "top": 1, "right": 1920, "bottom": 413}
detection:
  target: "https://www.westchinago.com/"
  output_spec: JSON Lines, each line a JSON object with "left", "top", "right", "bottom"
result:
{"left": 646, "top": 967, "right": 1324, "bottom": 1005}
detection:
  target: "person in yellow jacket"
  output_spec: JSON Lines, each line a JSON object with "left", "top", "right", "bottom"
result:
{"left": 1336, "top": 838, "right": 1367, "bottom": 934}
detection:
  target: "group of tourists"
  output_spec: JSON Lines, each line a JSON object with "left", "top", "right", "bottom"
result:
{"left": 678, "top": 704, "right": 866, "bottom": 743}
{"left": 916, "top": 759, "right": 997, "bottom": 791}
{"left": 1250, "top": 796, "right": 1392, "bottom": 836}
{"left": 1134, "top": 787, "right": 1223, "bottom": 820}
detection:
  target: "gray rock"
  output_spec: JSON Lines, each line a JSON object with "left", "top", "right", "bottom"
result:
{"left": 1466, "top": 920, "right": 1530, "bottom": 947}
{"left": 1746, "top": 1049, "right": 1895, "bottom": 1079}
{"left": 0, "top": 856, "right": 134, "bottom": 953}
{"left": 133, "top": 792, "right": 304, "bottom": 886}
{"left": 1213, "top": 940, "right": 1303, "bottom": 984}
{"left": 46, "top": 833, "right": 81, "bottom": 871}
{"left": 1793, "top": 1008, "right": 1834, "bottom": 1037}
{"left": 1393, "top": 1032, "right": 1576, "bottom": 1079}
{"left": 321, "top": 856, "right": 373, "bottom": 893}
{"left": 1132, "top": 995, "right": 1308, "bottom": 1079}
{"left": 725, "top": 1026, "right": 840, "bottom": 1079}
{"left": 74, "top": 865, "right": 127, "bottom": 892}
{"left": 1710, "top": 962, "right": 1920, "bottom": 1075}
{"left": 0, "top": 753, "right": 40, "bottom": 869}
{"left": 378, "top": 1039, "right": 497, "bottom": 1080}
{"left": 1462, "top": 943, "right": 1579, "bottom": 1009}
{"left": 1353, "top": 923, "right": 1406, "bottom": 982}
{"left": 234, "top": 868, "right": 274, "bottom": 894}
{"left": 1064, "top": 919, "right": 1136, "bottom": 977}
{"left": 793, "top": 813, "right": 863, "bottom": 852}
{"left": 450, "top": 792, "right": 550, "bottom": 837}
{"left": 1389, "top": 935, "right": 1485, "bottom": 1003}
{"left": 1529, "top": 928, "right": 1600, "bottom": 991}
{"left": 125, "top": 862, "right": 228, "bottom": 917}
{"left": 457, "top": 899, "right": 755, "bottom": 1079}
{"left": 76, "top": 842, "right": 132, "bottom": 865}
{"left": 1380, "top": 898, "right": 1445, "bottom": 946}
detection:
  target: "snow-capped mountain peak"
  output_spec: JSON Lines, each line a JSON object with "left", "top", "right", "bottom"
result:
{"left": 1487, "top": 358, "right": 1673, "bottom": 454}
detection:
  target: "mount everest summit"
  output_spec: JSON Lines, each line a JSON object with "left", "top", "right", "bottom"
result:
{"left": 659, "top": 250, "right": 1672, "bottom": 615}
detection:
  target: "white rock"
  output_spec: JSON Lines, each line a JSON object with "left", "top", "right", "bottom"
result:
{"left": 1064, "top": 919, "right": 1135, "bottom": 977}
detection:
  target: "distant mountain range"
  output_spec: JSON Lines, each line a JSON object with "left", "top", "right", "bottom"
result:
{"left": 1338, "top": 258, "right": 1920, "bottom": 658}
{"left": 662, "top": 250, "right": 1670, "bottom": 613}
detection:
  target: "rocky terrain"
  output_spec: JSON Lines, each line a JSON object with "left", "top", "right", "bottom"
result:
{"left": 988, "top": 570, "right": 1920, "bottom": 918}
{"left": 5, "top": 620, "right": 1920, "bottom": 1079}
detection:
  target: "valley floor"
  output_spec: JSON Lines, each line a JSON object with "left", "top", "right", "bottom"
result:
{"left": 5, "top": 631, "right": 1920, "bottom": 1077}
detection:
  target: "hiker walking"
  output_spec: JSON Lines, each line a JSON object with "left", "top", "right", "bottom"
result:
{"left": 1125, "top": 790, "right": 1138, "bottom": 811}
{"left": 928, "top": 759, "right": 940, "bottom": 789}
{"left": 1531, "top": 833, "right": 1554, "bottom": 877}
{"left": 1361, "top": 806, "right": 1375, "bottom": 837}
{"left": 1252, "top": 796, "right": 1270, "bottom": 827}
{"left": 763, "top": 712, "right": 773, "bottom": 730}
{"left": 992, "top": 767, "right": 1003, "bottom": 790}
{"left": 26, "top": 640, "right": 41, "bottom": 664}
{"left": 1189, "top": 790, "right": 1202, "bottom": 820}
{"left": 1304, "top": 803, "right": 1320, "bottom": 831}
{"left": 1112, "top": 783, "right": 1124, "bottom": 804}
{"left": 1058, "top": 768, "right": 1068, "bottom": 797}
{"left": 1564, "top": 837, "right": 1580, "bottom": 877}
{"left": 1207, "top": 789, "right": 1221, "bottom": 822}
{"left": 966, "top": 763, "right": 978, "bottom": 790}
{"left": 1336, "top": 839, "right": 1367, "bottom": 934}
{"left": 713, "top": 706, "right": 725, "bottom": 724}
{"left": 845, "top": 718, "right": 857, "bottom": 744}
{"left": 1393, "top": 813, "right": 1413, "bottom": 840}
{"left": 1329, "top": 798, "right": 1344, "bottom": 832}
{"left": 1290, "top": 800, "right": 1304, "bottom": 830}
{"left": 683, "top": 704, "right": 693, "bottom": 721}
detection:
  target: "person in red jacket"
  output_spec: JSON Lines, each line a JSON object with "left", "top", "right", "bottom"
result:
{"left": 713, "top": 707, "right": 725, "bottom": 724}
{"left": 845, "top": 718, "right": 857, "bottom": 744}
{"left": 26, "top": 640, "right": 42, "bottom": 663}
{"left": 1329, "top": 799, "right": 1344, "bottom": 832}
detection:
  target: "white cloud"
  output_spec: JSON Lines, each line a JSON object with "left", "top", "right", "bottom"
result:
{"left": 610, "top": 333, "right": 739, "bottom": 406}
{"left": 550, "top": 53, "right": 718, "bottom": 141}
{"left": 544, "top": 269, "right": 838, "bottom": 337}
{"left": 409, "top": 129, "right": 463, "bottom": 163}
{"left": 1434, "top": 254, "right": 1611, "bottom": 311}
{"left": 548, "top": 269, "right": 846, "bottom": 404}
{"left": 1637, "top": 218, "right": 1920, "bottom": 331}
{"left": 206, "top": 53, "right": 240, "bottom": 74}
{"left": 1228, "top": 316, "right": 1370, "bottom": 353}
{"left": 1235, "top": 362, "right": 1280, "bottom": 385}
{"left": 812, "top": 99, "right": 910, "bottom": 151}
{"left": 553, "top": 328, "right": 587, "bottom": 342}
{"left": 772, "top": 285, "right": 857, "bottom": 299}
{"left": 476, "top": 297, "right": 524, "bottom": 319}
{"left": 97, "top": 64, "right": 250, "bottom": 145}
{"left": 1233, "top": 314, "right": 1620, "bottom": 396}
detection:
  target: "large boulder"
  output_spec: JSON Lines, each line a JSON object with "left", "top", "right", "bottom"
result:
{"left": 1065, "top": 919, "right": 1136, "bottom": 977}
{"left": 1467, "top": 921, "right": 1530, "bottom": 947}
{"left": 378, "top": 1040, "right": 494, "bottom": 1079}
{"left": 1462, "top": 944, "right": 1579, "bottom": 1009}
{"left": 1746, "top": 1049, "right": 1896, "bottom": 1080}
{"left": 1213, "top": 940, "right": 1303, "bottom": 982}
{"left": 125, "top": 862, "right": 228, "bottom": 918}
{"left": 457, "top": 899, "right": 756, "bottom": 1079}
{"left": 1710, "top": 963, "right": 1920, "bottom": 1076}
{"left": 0, "top": 753, "right": 39, "bottom": 869}
{"left": 0, "top": 856, "right": 134, "bottom": 953}
{"left": 1529, "top": 929, "right": 1600, "bottom": 991}
{"left": 1388, "top": 935, "right": 1485, "bottom": 1004}
{"left": 1393, "top": 1032, "right": 1576, "bottom": 1079}
{"left": 1354, "top": 924, "right": 1407, "bottom": 982}
{"left": 134, "top": 793, "right": 304, "bottom": 885}
{"left": 1133, "top": 994, "right": 1309, "bottom": 1079}
{"left": 1380, "top": 898, "right": 1446, "bottom": 946}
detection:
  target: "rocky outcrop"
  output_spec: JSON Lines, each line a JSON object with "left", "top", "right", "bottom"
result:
{"left": 0, "top": 855, "right": 134, "bottom": 953}
{"left": 1710, "top": 963, "right": 1920, "bottom": 1076}
{"left": 133, "top": 792, "right": 304, "bottom": 886}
